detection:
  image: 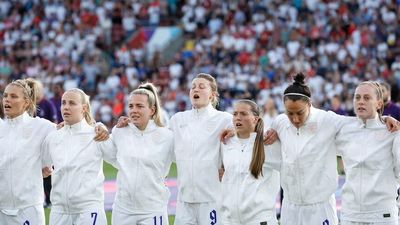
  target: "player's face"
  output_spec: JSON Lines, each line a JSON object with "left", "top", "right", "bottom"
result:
{"left": 190, "top": 78, "right": 215, "bottom": 109}
{"left": 233, "top": 103, "right": 258, "bottom": 138}
{"left": 2, "top": 85, "right": 29, "bottom": 119}
{"left": 284, "top": 99, "right": 311, "bottom": 129}
{"left": 61, "top": 91, "right": 86, "bottom": 125}
{"left": 128, "top": 94, "right": 155, "bottom": 130}
{"left": 354, "top": 85, "right": 382, "bottom": 121}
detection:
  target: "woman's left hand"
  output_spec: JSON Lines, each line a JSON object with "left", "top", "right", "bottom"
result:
{"left": 385, "top": 116, "right": 400, "bottom": 132}
{"left": 42, "top": 166, "right": 53, "bottom": 178}
{"left": 94, "top": 123, "right": 109, "bottom": 141}
{"left": 263, "top": 128, "right": 278, "bottom": 145}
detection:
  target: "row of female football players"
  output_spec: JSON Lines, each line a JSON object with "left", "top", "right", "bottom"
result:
{"left": 0, "top": 72, "right": 399, "bottom": 225}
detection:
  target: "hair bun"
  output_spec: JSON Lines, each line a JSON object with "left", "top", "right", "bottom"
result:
{"left": 293, "top": 72, "right": 306, "bottom": 86}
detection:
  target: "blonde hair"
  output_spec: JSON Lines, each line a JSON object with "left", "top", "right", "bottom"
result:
{"left": 0, "top": 96, "right": 3, "bottom": 118}
{"left": 195, "top": 73, "right": 219, "bottom": 108}
{"left": 8, "top": 78, "right": 39, "bottom": 116}
{"left": 357, "top": 81, "right": 384, "bottom": 123}
{"left": 64, "top": 88, "right": 96, "bottom": 125}
{"left": 130, "top": 83, "right": 164, "bottom": 127}
{"left": 236, "top": 99, "right": 265, "bottom": 179}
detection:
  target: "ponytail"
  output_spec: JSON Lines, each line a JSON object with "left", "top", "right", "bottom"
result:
{"left": 0, "top": 95, "right": 3, "bottom": 119}
{"left": 250, "top": 117, "right": 265, "bottom": 179}
{"left": 130, "top": 83, "right": 164, "bottom": 127}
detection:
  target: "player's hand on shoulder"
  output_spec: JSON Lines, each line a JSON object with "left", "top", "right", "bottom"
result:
{"left": 94, "top": 123, "right": 109, "bottom": 141}
{"left": 220, "top": 128, "right": 235, "bottom": 144}
{"left": 116, "top": 116, "right": 130, "bottom": 128}
{"left": 264, "top": 128, "right": 278, "bottom": 145}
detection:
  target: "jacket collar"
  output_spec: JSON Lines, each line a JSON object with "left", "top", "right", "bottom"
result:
{"left": 231, "top": 132, "right": 257, "bottom": 150}
{"left": 357, "top": 115, "right": 384, "bottom": 129}
{"left": 64, "top": 119, "right": 92, "bottom": 133}
{"left": 6, "top": 112, "right": 31, "bottom": 126}
{"left": 191, "top": 103, "right": 215, "bottom": 117}
{"left": 128, "top": 120, "right": 158, "bottom": 134}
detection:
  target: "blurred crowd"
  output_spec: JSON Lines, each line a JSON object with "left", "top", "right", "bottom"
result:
{"left": 0, "top": 0, "right": 399, "bottom": 127}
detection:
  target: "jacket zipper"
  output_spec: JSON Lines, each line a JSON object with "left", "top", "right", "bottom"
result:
{"left": 133, "top": 133, "right": 143, "bottom": 202}
{"left": 359, "top": 127, "right": 366, "bottom": 212}
{"left": 237, "top": 147, "right": 243, "bottom": 223}
{"left": 10, "top": 126, "right": 16, "bottom": 208}
{"left": 293, "top": 127, "right": 303, "bottom": 203}
{"left": 191, "top": 113, "right": 199, "bottom": 201}
{"left": 66, "top": 132, "right": 71, "bottom": 213}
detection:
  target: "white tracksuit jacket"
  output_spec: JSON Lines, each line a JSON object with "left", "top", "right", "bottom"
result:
{"left": 272, "top": 107, "right": 347, "bottom": 204}
{"left": 99, "top": 120, "right": 174, "bottom": 213}
{"left": 336, "top": 117, "right": 400, "bottom": 222}
{"left": 221, "top": 133, "right": 281, "bottom": 224}
{"left": 169, "top": 104, "right": 232, "bottom": 203}
{"left": 0, "top": 112, "right": 55, "bottom": 210}
{"left": 42, "top": 119, "right": 111, "bottom": 214}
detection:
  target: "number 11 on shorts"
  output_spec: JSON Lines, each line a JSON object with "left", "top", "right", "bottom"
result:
{"left": 153, "top": 216, "right": 162, "bottom": 225}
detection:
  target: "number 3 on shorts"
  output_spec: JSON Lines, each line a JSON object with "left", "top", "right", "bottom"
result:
{"left": 210, "top": 210, "right": 217, "bottom": 225}
{"left": 322, "top": 219, "right": 329, "bottom": 225}
{"left": 91, "top": 212, "right": 98, "bottom": 225}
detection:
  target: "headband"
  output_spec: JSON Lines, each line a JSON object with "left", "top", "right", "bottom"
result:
{"left": 283, "top": 93, "right": 310, "bottom": 99}
{"left": 11, "top": 81, "right": 33, "bottom": 99}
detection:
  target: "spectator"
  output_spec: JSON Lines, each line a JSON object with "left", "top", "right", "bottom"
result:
{"left": 329, "top": 94, "right": 348, "bottom": 116}
{"left": 381, "top": 81, "right": 400, "bottom": 120}
{"left": 49, "top": 83, "right": 64, "bottom": 123}
{"left": 36, "top": 81, "right": 57, "bottom": 122}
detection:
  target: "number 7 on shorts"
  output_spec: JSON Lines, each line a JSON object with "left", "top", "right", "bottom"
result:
{"left": 91, "top": 212, "right": 98, "bottom": 225}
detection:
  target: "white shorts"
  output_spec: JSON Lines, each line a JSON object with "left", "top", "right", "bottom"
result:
{"left": 0, "top": 205, "right": 45, "bottom": 225}
{"left": 341, "top": 222, "right": 398, "bottom": 225}
{"left": 341, "top": 206, "right": 398, "bottom": 225}
{"left": 223, "top": 220, "right": 278, "bottom": 225}
{"left": 112, "top": 207, "right": 168, "bottom": 225}
{"left": 174, "top": 201, "right": 219, "bottom": 225}
{"left": 280, "top": 195, "right": 338, "bottom": 225}
{"left": 49, "top": 208, "right": 107, "bottom": 225}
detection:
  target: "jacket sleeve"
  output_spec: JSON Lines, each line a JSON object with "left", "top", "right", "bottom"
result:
{"left": 334, "top": 125, "right": 346, "bottom": 156}
{"left": 271, "top": 113, "right": 286, "bottom": 132}
{"left": 39, "top": 119, "right": 57, "bottom": 167}
{"left": 97, "top": 134, "right": 118, "bottom": 169}
{"left": 264, "top": 141, "right": 281, "bottom": 171}
{"left": 326, "top": 111, "right": 350, "bottom": 133}
{"left": 41, "top": 133, "right": 53, "bottom": 168}
{"left": 170, "top": 138, "right": 176, "bottom": 163}
{"left": 169, "top": 114, "right": 177, "bottom": 132}
{"left": 165, "top": 132, "right": 175, "bottom": 177}
{"left": 392, "top": 132, "right": 400, "bottom": 180}
{"left": 326, "top": 111, "right": 351, "bottom": 156}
